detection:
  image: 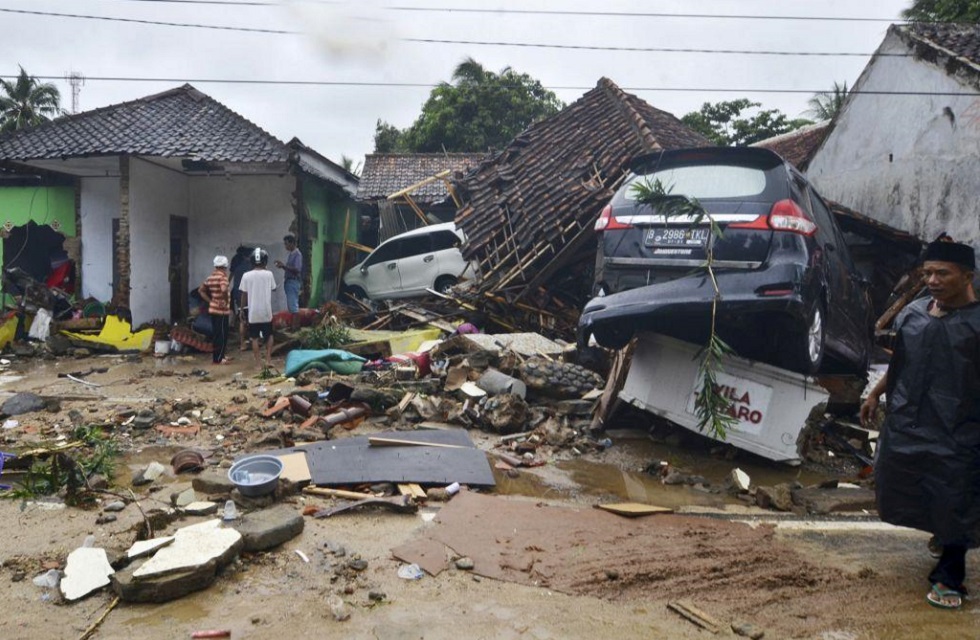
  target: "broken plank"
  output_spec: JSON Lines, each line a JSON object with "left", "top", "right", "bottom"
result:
{"left": 667, "top": 600, "right": 721, "bottom": 634}
{"left": 303, "top": 486, "right": 376, "bottom": 501}
{"left": 595, "top": 502, "right": 673, "bottom": 517}
{"left": 397, "top": 483, "right": 427, "bottom": 499}
{"left": 368, "top": 436, "right": 467, "bottom": 449}
{"left": 396, "top": 392, "right": 416, "bottom": 414}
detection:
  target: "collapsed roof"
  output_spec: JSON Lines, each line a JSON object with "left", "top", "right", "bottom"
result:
{"left": 454, "top": 77, "right": 709, "bottom": 318}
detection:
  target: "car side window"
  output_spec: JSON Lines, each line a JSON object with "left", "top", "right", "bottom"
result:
{"left": 810, "top": 192, "right": 858, "bottom": 271}
{"left": 364, "top": 239, "right": 403, "bottom": 267}
{"left": 398, "top": 235, "right": 432, "bottom": 258}
{"left": 430, "top": 231, "right": 461, "bottom": 252}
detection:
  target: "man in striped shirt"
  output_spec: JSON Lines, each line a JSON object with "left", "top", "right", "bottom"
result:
{"left": 198, "top": 255, "right": 232, "bottom": 364}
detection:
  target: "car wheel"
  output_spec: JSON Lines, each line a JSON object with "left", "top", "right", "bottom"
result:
{"left": 434, "top": 276, "right": 458, "bottom": 295}
{"left": 783, "top": 302, "right": 825, "bottom": 375}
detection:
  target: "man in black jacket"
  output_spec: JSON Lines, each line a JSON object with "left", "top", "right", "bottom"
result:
{"left": 861, "top": 238, "right": 980, "bottom": 609}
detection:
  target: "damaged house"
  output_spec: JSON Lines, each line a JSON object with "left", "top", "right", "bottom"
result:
{"left": 0, "top": 84, "right": 358, "bottom": 325}
{"left": 807, "top": 22, "right": 980, "bottom": 249}
{"left": 453, "top": 77, "right": 709, "bottom": 338}
{"left": 356, "top": 153, "right": 485, "bottom": 244}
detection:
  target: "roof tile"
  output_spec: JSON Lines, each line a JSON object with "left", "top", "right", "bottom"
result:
{"left": 0, "top": 84, "right": 289, "bottom": 163}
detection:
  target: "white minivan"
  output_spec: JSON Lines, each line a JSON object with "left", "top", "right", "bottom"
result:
{"left": 341, "top": 222, "right": 471, "bottom": 300}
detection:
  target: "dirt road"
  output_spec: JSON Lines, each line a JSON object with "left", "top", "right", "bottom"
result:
{"left": 0, "top": 354, "right": 977, "bottom": 639}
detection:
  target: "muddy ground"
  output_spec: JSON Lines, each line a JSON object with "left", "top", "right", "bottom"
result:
{"left": 1, "top": 352, "right": 979, "bottom": 639}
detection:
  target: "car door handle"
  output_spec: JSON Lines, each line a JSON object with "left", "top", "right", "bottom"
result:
{"left": 387, "top": 263, "right": 397, "bottom": 270}
{"left": 423, "top": 255, "right": 434, "bottom": 263}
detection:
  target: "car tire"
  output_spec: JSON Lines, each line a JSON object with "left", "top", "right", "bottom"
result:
{"left": 783, "top": 302, "right": 825, "bottom": 375}
{"left": 434, "top": 276, "right": 458, "bottom": 295}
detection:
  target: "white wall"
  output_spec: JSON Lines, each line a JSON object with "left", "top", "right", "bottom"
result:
{"left": 129, "top": 159, "right": 188, "bottom": 325}
{"left": 807, "top": 31, "right": 980, "bottom": 247}
{"left": 188, "top": 173, "right": 296, "bottom": 312}
{"left": 79, "top": 177, "right": 119, "bottom": 303}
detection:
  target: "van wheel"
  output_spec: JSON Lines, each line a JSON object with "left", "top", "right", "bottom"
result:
{"left": 434, "top": 276, "right": 458, "bottom": 295}
{"left": 782, "top": 302, "right": 825, "bottom": 375}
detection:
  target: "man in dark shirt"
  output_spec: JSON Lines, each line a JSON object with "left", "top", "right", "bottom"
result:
{"left": 861, "top": 239, "right": 980, "bottom": 610}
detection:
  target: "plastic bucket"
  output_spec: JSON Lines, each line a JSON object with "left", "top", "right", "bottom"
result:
{"left": 154, "top": 340, "right": 170, "bottom": 357}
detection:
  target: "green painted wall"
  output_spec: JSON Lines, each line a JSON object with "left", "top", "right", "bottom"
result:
{"left": 0, "top": 186, "right": 76, "bottom": 237}
{"left": 302, "top": 177, "right": 357, "bottom": 306}
{"left": 0, "top": 185, "right": 76, "bottom": 302}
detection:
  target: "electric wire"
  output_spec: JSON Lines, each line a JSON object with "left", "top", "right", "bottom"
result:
{"left": 3, "top": 74, "right": 977, "bottom": 96}
{"left": 0, "top": 7, "right": 924, "bottom": 58}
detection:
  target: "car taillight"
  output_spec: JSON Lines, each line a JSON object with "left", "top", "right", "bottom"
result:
{"left": 768, "top": 199, "right": 817, "bottom": 236}
{"left": 594, "top": 204, "right": 633, "bottom": 231}
{"left": 727, "top": 199, "right": 817, "bottom": 236}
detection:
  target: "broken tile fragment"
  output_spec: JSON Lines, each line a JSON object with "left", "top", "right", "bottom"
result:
{"left": 61, "top": 547, "right": 114, "bottom": 601}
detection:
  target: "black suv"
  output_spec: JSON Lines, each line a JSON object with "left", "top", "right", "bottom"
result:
{"left": 578, "top": 147, "right": 872, "bottom": 375}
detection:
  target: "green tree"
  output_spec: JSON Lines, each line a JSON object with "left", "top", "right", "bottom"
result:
{"left": 0, "top": 66, "right": 63, "bottom": 133}
{"left": 902, "top": 0, "right": 980, "bottom": 22}
{"left": 374, "top": 58, "right": 564, "bottom": 153}
{"left": 805, "top": 82, "right": 849, "bottom": 121}
{"left": 374, "top": 119, "right": 407, "bottom": 153}
{"left": 681, "top": 99, "right": 812, "bottom": 147}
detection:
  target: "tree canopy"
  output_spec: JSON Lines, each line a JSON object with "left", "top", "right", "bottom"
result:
{"left": 805, "top": 82, "right": 849, "bottom": 121}
{"left": 681, "top": 99, "right": 813, "bottom": 147}
{"left": 0, "top": 66, "right": 62, "bottom": 133}
{"left": 374, "top": 58, "right": 564, "bottom": 153}
{"left": 902, "top": 0, "right": 980, "bottom": 22}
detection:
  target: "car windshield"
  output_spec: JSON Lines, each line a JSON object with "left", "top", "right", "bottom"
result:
{"left": 625, "top": 165, "right": 767, "bottom": 200}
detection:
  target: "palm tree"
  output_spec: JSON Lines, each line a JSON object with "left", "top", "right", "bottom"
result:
{"left": 805, "top": 82, "right": 849, "bottom": 121}
{"left": 0, "top": 66, "right": 63, "bottom": 133}
{"left": 340, "top": 155, "right": 361, "bottom": 177}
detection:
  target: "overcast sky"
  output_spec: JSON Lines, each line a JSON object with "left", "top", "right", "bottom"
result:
{"left": 1, "top": 0, "right": 913, "bottom": 166}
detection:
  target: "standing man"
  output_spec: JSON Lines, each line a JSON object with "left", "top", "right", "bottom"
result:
{"left": 198, "top": 255, "right": 231, "bottom": 365}
{"left": 861, "top": 238, "right": 980, "bottom": 610}
{"left": 276, "top": 233, "right": 303, "bottom": 315}
{"left": 239, "top": 248, "right": 278, "bottom": 367}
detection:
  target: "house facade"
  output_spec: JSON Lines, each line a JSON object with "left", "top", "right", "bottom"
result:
{"left": 807, "top": 23, "right": 980, "bottom": 248}
{"left": 0, "top": 85, "right": 358, "bottom": 325}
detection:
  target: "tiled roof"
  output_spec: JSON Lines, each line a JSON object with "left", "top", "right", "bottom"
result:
{"left": 0, "top": 84, "right": 289, "bottom": 163}
{"left": 455, "top": 77, "right": 710, "bottom": 297}
{"left": 356, "top": 153, "right": 486, "bottom": 203}
{"left": 900, "top": 22, "right": 980, "bottom": 82}
{"left": 752, "top": 121, "right": 830, "bottom": 170}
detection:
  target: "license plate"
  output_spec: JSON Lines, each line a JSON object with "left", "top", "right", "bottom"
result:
{"left": 644, "top": 227, "right": 710, "bottom": 247}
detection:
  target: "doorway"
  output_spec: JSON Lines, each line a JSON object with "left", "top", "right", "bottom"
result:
{"left": 169, "top": 216, "right": 189, "bottom": 320}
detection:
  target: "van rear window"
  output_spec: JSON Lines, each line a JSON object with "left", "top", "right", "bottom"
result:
{"left": 625, "top": 165, "right": 767, "bottom": 200}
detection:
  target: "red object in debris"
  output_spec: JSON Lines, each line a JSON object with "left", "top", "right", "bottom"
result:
{"left": 388, "top": 352, "right": 431, "bottom": 378}
{"left": 170, "top": 326, "right": 214, "bottom": 353}
{"left": 272, "top": 309, "right": 319, "bottom": 330}
{"left": 190, "top": 631, "right": 231, "bottom": 639}
{"left": 262, "top": 396, "right": 290, "bottom": 418}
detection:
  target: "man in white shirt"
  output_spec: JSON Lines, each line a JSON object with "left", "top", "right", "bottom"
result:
{"left": 238, "top": 248, "right": 278, "bottom": 367}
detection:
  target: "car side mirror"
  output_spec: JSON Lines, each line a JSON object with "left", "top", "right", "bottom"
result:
{"left": 360, "top": 266, "right": 368, "bottom": 275}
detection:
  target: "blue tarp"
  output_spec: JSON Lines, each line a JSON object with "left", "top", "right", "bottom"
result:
{"left": 284, "top": 349, "right": 367, "bottom": 377}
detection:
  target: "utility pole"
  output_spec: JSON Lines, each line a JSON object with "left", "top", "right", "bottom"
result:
{"left": 64, "top": 70, "right": 85, "bottom": 114}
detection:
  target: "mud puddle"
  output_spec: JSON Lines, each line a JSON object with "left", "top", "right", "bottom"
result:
{"left": 494, "top": 428, "right": 834, "bottom": 510}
